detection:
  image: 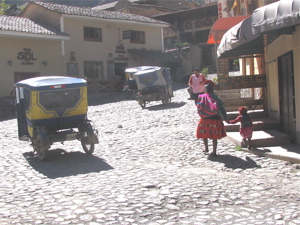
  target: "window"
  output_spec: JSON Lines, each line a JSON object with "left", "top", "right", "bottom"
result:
{"left": 84, "top": 61, "right": 103, "bottom": 80}
{"left": 130, "top": 31, "right": 145, "bottom": 44}
{"left": 84, "top": 27, "right": 102, "bottom": 42}
{"left": 39, "top": 89, "right": 81, "bottom": 110}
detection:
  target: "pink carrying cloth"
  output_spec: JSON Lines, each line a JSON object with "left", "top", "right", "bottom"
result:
{"left": 197, "top": 93, "right": 219, "bottom": 118}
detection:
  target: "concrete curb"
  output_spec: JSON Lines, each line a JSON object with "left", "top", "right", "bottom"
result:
{"left": 241, "top": 148, "right": 300, "bottom": 164}
{"left": 265, "top": 152, "right": 300, "bottom": 164}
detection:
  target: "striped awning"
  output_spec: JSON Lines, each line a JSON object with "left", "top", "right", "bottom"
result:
{"left": 252, "top": 0, "right": 300, "bottom": 34}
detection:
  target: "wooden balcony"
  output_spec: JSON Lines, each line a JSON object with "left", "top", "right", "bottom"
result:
{"left": 184, "top": 16, "right": 218, "bottom": 32}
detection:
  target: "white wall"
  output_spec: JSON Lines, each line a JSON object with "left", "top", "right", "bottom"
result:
{"left": 63, "top": 17, "right": 164, "bottom": 79}
{"left": 0, "top": 36, "right": 63, "bottom": 97}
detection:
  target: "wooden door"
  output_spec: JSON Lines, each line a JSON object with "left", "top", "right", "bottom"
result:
{"left": 14, "top": 72, "right": 39, "bottom": 83}
{"left": 278, "top": 51, "right": 296, "bottom": 142}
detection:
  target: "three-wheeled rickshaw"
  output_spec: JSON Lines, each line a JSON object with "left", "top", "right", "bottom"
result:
{"left": 15, "top": 76, "right": 99, "bottom": 161}
{"left": 123, "top": 66, "right": 155, "bottom": 99}
{"left": 133, "top": 66, "right": 173, "bottom": 109}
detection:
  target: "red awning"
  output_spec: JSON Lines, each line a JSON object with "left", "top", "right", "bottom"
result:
{"left": 207, "top": 16, "right": 250, "bottom": 44}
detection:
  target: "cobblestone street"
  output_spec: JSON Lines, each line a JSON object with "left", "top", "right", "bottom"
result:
{"left": 1, "top": 82, "right": 300, "bottom": 225}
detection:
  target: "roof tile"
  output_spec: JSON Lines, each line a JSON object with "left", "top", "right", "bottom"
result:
{"left": 32, "top": 1, "right": 169, "bottom": 25}
{"left": 0, "top": 15, "right": 68, "bottom": 36}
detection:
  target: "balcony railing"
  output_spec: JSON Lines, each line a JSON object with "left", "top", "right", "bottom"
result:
{"left": 184, "top": 16, "right": 218, "bottom": 31}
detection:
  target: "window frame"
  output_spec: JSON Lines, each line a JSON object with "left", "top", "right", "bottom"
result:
{"left": 84, "top": 61, "right": 104, "bottom": 80}
{"left": 130, "top": 30, "right": 145, "bottom": 44}
{"left": 84, "top": 26, "right": 102, "bottom": 42}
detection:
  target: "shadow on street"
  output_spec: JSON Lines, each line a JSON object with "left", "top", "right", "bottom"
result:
{"left": 146, "top": 101, "right": 187, "bottom": 111}
{"left": 0, "top": 112, "right": 16, "bottom": 122}
{"left": 23, "top": 149, "right": 114, "bottom": 179}
{"left": 88, "top": 81, "right": 188, "bottom": 107}
{"left": 172, "top": 81, "right": 188, "bottom": 91}
{"left": 208, "top": 155, "right": 261, "bottom": 170}
{"left": 88, "top": 93, "right": 125, "bottom": 106}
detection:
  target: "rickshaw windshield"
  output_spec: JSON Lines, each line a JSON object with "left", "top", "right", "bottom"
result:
{"left": 39, "top": 89, "right": 81, "bottom": 110}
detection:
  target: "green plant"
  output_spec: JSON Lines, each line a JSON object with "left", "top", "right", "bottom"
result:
{"left": 174, "top": 41, "right": 189, "bottom": 48}
{"left": 233, "top": 59, "right": 239, "bottom": 65}
{"left": 0, "top": 0, "right": 10, "bottom": 15}
{"left": 212, "top": 77, "right": 218, "bottom": 85}
{"left": 235, "top": 145, "right": 242, "bottom": 151}
{"left": 201, "top": 67, "right": 209, "bottom": 77}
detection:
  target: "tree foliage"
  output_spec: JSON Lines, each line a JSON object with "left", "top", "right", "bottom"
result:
{"left": 0, "top": 0, "right": 10, "bottom": 15}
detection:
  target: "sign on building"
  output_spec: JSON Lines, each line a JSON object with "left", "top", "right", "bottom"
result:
{"left": 123, "top": 30, "right": 132, "bottom": 39}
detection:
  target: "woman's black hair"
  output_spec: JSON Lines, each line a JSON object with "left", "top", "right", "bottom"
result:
{"left": 204, "top": 83, "right": 214, "bottom": 93}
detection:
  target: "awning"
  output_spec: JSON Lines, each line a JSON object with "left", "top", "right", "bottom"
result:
{"left": 252, "top": 0, "right": 300, "bottom": 35}
{"left": 217, "top": 17, "right": 264, "bottom": 58}
{"left": 207, "top": 16, "right": 250, "bottom": 44}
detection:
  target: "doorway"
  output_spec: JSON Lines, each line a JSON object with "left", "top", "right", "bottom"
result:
{"left": 11, "top": 72, "right": 40, "bottom": 96}
{"left": 14, "top": 72, "right": 40, "bottom": 83}
{"left": 278, "top": 51, "right": 296, "bottom": 142}
{"left": 114, "top": 63, "right": 128, "bottom": 80}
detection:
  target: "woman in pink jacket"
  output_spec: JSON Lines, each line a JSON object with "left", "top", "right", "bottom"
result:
{"left": 188, "top": 68, "right": 206, "bottom": 105}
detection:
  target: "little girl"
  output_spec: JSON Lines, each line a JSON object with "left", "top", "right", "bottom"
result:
{"left": 227, "top": 106, "right": 254, "bottom": 149}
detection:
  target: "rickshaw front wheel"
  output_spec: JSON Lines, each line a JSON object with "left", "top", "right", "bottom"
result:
{"left": 81, "top": 138, "right": 95, "bottom": 155}
{"left": 124, "top": 89, "right": 133, "bottom": 99}
{"left": 79, "top": 122, "right": 96, "bottom": 155}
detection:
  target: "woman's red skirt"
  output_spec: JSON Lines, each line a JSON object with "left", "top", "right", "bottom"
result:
{"left": 196, "top": 118, "right": 227, "bottom": 139}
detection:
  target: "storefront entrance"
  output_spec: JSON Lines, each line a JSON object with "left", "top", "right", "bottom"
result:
{"left": 14, "top": 72, "right": 40, "bottom": 83}
{"left": 278, "top": 51, "right": 296, "bottom": 142}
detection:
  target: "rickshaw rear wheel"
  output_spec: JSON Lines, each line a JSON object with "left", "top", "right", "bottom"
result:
{"left": 81, "top": 139, "right": 95, "bottom": 155}
{"left": 32, "top": 128, "right": 50, "bottom": 161}
{"left": 139, "top": 99, "right": 146, "bottom": 109}
{"left": 162, "top": 96, "right": 171, "bottom": 105}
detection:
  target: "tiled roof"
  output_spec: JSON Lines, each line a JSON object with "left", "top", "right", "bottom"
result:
{"left": 92, "top": 0, "right": 139, "bottom": 10}
{"left": 30, "top": 1, "right": 169, "bottom": 26}
{"left": 92, "top": 2, "right": 118, "bottom": 10}
{"left": 0, "top": 15, "right": 68, "bottom": 36}
{"left": 130, "top": 3, "right": 179, "bottom": 12}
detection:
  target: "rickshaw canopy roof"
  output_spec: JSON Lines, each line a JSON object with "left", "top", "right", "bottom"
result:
{"left": 15, "top": 76, "right": 87, "bottom": 91}
{"left": 125, "top": 66, "right": 158, "bottom": 74}
{"left": 134, "top": 67, "right": 170, "bottom": 89}
{"left": 133, "top": 67, "right": 168, "bottom": 76}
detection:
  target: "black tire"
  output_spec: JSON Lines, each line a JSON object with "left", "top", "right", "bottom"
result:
{"left": 139, "top": 99, "right": 146, "bottom": 109}
{"left": 81, "top": 138, "right": 95, "bottom": 155}
{"left": 162, "top": 96, "right": 171, "bottom": 105}
{"left": 79, "top": 122, "right": 96, "bottom": 155}
{"left": 167, "top": 97, "right": 172, "bottom": 104}
{"left": 124, "top": 90, "right": 132, "bottom": 99}
{"left": 32, "top": 128, "right": 50, "bottom": 161}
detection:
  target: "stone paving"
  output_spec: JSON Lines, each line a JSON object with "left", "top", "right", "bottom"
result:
{"left": 0, "top": 82, "right": 300, "bottom": 225}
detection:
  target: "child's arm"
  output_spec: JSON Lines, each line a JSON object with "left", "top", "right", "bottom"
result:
{"left": 229, "top": 116, "right": 241, "bottom": 124}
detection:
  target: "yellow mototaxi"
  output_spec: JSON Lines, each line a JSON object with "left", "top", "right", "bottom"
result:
{"left": 15, "top": 76, "right": 98, "bottom": 161}
{"left": 133, "top": 66, "right": 173, "bottom": 109}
